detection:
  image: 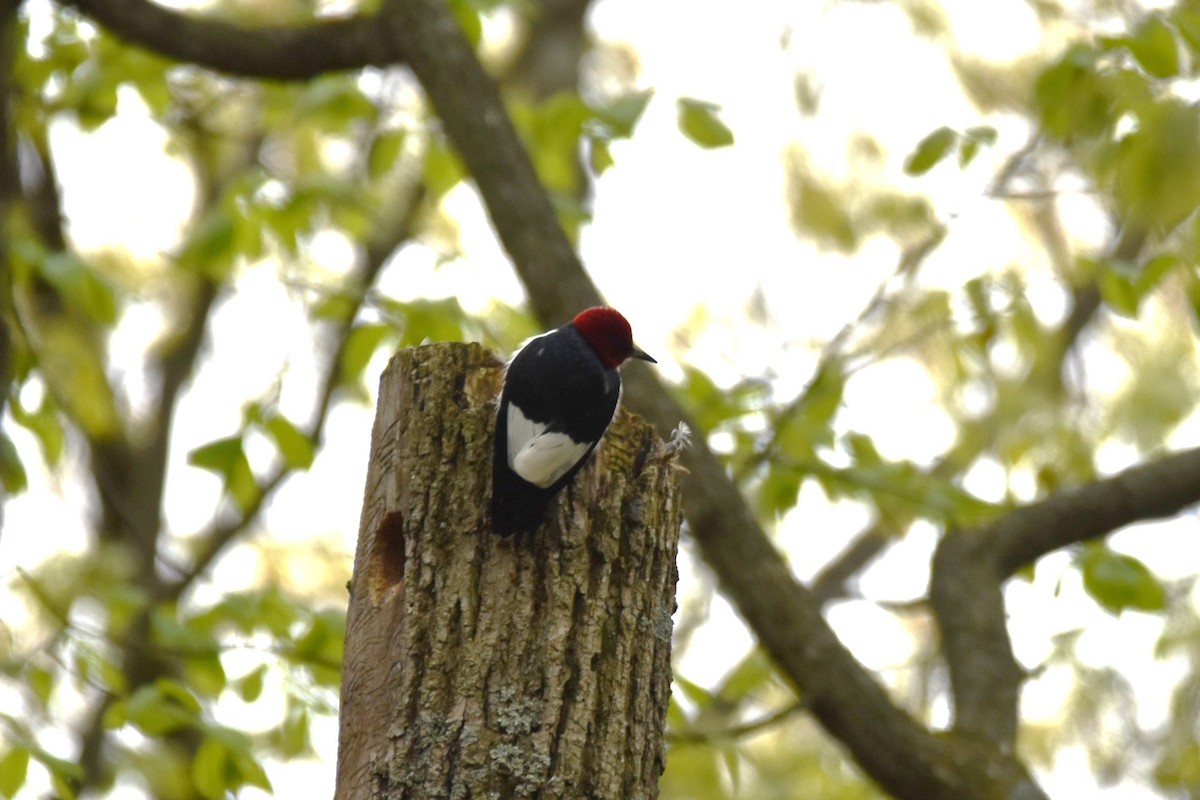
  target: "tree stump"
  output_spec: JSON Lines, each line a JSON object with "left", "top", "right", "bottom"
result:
{"left": 335, "top": 342, "right": 682, "bottom": 800}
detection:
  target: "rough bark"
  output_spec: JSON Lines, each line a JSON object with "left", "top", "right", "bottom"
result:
{"left": 336, "top": 342, "right": 683, "bottom": 800}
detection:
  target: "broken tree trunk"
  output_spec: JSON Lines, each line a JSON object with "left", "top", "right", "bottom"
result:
{"left": 335, "top": 342, "right": 682, "bottom": 800}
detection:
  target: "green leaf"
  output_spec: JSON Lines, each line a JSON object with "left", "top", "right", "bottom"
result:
{"left": 1115, "top": 99, "right": 1200, "bottom": 228}
{"left": 1034, "top": 44, "right": 1113, "bottom": 141}
{"left": 49, "top": 771, "right": 78, "bottom": 800}
{"left": 550, "top": 191, "right": 591, "bottom": 240}
{"left": 238, "top": 665, "right": 267, "bottom": 703}
{"left": 184, "top": 653, "right": 228, "bottom": 699}
{"left": 212, "top": 587, "right": 299, "bottom": 638}
{"left": 1136, "top": 253, "right": 1179, "bottom": 297}
{"left": 1126, "top": 14, "right": 1180, "bottom": 79}
{"left": 964, "top": 125, "right": 998, "bottom": 146}
{"left": 155, "top": 677, "right": 204, "bottom": 713}
{"left": 660, "top": 737, "right": 725, "bottom": 797}
{"left": 124, "top": 49, "right": 172, "bottom": 118}
{"left": 674, "top": 675, "right": 717, "bottom": 711}
{"left": 187, "top": 435, "right": 257, "bottom": 511}
{"left": 38, "top": 252, "right": 118, "bottom": 325}
{"left": 772, "top": 359, "right": 845, "bottom": 459}
{"left": 61, "top": 63, "right": 119, "bottom": 131}
{"left": 177, "top": 209, "right": 238, "bottom": 279}
{"left": 191, "top": 737, "right": 229, "bottom": 800}
{"left": 368, "top": 129, "right": 407, "bottom": 178}
{"left": 789, "top": 171, "right": 858, "bottom": 251}
{"left": 229, "top": 744, "right": 272, "bottom": 793}
{"left": 1096, "top": 260, "right": 1142, "bottom": 317}
{"left": 95, "top": 653, "right": 129, "bottom": 696}
{"left": 340, "top": 323, "right": 392, "bottom": 388}
{"left": 1109, "top": 331, "right": 1196, "bottom": 451}
{"left": 721, "top": 746, "right": 742, "bottom": 793}
{"left": 122, "top": 681, "right": 201, "bottom": 736}
{"left": 294, "top": 75, "right": 378, "bottom": 131}
{"left": 9, "top": 393, "right": 64, "bottom": 466}
{"left": 188, "top": 435, "right": 245, "bottom": 474}
{"left": 674, "top": 366, "right": 766, "bottom": 431}
{"left": 904, "top": 126, "right": 958, "bottom": 175}
{"left": 588, "top": 135, "right": 615, "bottom": 175}
{"left": 0, "top": 433, "right": 27, "bottom": 495}
{"left": 35, "top": 320, "right": 122, "bottom": 438}
{"left": 677, "top": 97, "right": 734, "bottom": 149}
{"left": 1088, "top": 253, "right": 1172, "bottom": 318}
{"left": 377, "top": 297, "right": 469, "bottom": 348}
{"left": 1173, "top": 8, "right": 1200, "bottom": 57}
{"left": 288, "top": 610, "right": 345, "bottom": 685}
{"left": 0, "top": 748, "right": 29, "bottom": 799}
{"left": 446, "top": 0, "right": 483, "bottom": 47}
{"left": 665, "top": 696, "right": 690, "bottom": 731}
{"left": 594, "top": 89, "right": 653, "bottom": 138}
{"left": 1081, "top": 546, "right": 1166, "bottom": 613}
{"left": 263, "top": 415, "right": 315, "bottom": 470}
{"left": 716, "top": 649, "right": 774, "bottom": 703}
{"left": 101, "top": 697, "right": 127, "bottom": 729}
{"left": 25, "top": 663, "right": 53, "bottom": 710}
{"left": 756, "top": 466, "right": 802, "bottom": 519}
{"left": 310, "top": 290, "right": 358, "bottom": 324}
{"left": 958, "top": 125, "right": 998, "bottom": 167}
{"left": 424, "top": 138, "right": 466, "bottom": 200}
{"left": 31, "top": 750, "right": 81, "bottom": 799}
{"left": 513, "top": 91, "right": 592, "bottom": 193}
{"left": 152, "top": 605, "right": 219, "bottom": 657}
{"left": 202, "top": 727, "right": 271, "bottom": 794}
{"left": 275, "top": 700, "right": 311, "bottom": 758}
{"left": 794, "top": 359, "right": 844, "bottom": 434}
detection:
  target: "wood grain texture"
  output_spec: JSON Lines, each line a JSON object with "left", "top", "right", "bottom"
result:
{"left": 336, "top": 342, "right": 682, "bottom": 800}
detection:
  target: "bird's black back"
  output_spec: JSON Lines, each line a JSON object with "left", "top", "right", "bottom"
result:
{"left": 490, "top": 324, "right": 621, "bottom": 536}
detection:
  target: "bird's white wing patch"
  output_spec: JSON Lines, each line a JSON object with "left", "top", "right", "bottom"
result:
{"left": 507, "top": 402, "right": 546, "bottom": 464}
{"left": 513, "top": 433, "right": 591, "bottom": 488}
{"left": 507, "top": 403, "right": 590, "bottom": 488}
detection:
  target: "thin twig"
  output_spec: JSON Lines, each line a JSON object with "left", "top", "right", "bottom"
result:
{"left": 666, "top": 701, "right": 808, "bottom": 745}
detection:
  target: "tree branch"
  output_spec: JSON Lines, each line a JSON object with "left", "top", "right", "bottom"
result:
{"left": 380, "top": 0, "right": 600, "bottom": 328}
{"left": 921, "top": 155, "right": 1163, "bottom": 760}
{"left": 807, "top": 524, "right": 892, "bottom": 606}
{"left": 0, "top": 0, "right": 20, "bottom": 435}
{"left": 990, "top": 446, "right": 1200, "bottom": 577}
{"left": 1058, "top": 224, "right": 1146, "bottom": 365}
{"left": 931, "top": 445, "right": 1200, "bottom": 756}
{"left": 505, "top": 0, "right": 594, "bottom": 99}
{"left": 930, "top": 531, "right": 1021, "bottom": 747}
{"left": 60, "top": 0, "right": 402, "bottom": 79}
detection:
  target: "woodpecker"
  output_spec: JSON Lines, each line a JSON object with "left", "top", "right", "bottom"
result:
{"left": 491, "top": 307, "right": 656, "bottom": 536}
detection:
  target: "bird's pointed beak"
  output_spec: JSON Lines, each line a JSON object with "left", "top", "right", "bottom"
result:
{"left": 631, "top": 345, "right": 656, "bottom": 364}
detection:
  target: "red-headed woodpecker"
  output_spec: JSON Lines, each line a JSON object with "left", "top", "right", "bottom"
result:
{"left": 491, "top": 307, "right": 656, "bottom": 536}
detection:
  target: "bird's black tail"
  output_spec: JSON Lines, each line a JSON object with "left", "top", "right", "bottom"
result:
{"left": 490, "top": 462, "right": 552, "bottom": 536}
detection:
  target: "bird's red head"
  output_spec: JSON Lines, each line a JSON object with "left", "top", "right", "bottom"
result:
{"left": 572, "top": 307, "right": 656, "bottom": 369}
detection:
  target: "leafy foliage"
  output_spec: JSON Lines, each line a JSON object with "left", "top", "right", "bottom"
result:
{"left": 676, "top": 97, "right": 735, "bottom": 150}
{"left": 1079, "top": 545, "right": 1166, "bottom": 614}
{"left": 3, "top": 0, "right": 1200, "bottom": 798}
{"left": 903, "top": 125, "right": 997, "bottom": 175}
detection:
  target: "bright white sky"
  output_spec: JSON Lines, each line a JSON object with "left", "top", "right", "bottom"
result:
{"left": 2, "top": 0, "right": 1198, "bottom": 798}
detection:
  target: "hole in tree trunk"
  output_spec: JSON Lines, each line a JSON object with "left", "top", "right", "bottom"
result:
{"left": 376, "top": 510, "right": 406, "bottom": 589}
